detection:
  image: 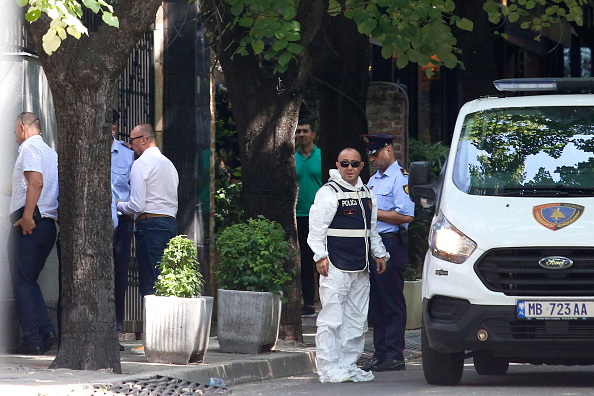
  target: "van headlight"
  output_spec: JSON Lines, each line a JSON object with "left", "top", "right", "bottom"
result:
{"left": 429, "top": 212, "right": 477, "bottom": 264}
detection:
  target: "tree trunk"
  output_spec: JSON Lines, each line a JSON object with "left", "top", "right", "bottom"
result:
{"left": 312, "top": 13, "right": 371, "bottom": 182}
{"left": 24, "top": 0, "right": 162, "bottom": 371}
{"left": 204, "top": 0, "right": 328, "bottom": 341}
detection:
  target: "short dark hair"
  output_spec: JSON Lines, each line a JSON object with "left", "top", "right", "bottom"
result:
{"left": 298, "top": 118, "right": 314, "bottom": 128}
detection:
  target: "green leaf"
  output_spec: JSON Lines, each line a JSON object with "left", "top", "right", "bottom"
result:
{"left": 283, "top": 6, "right": 295, "bottom": 20}
{"left": 42, "top": 29, "right": 62, "bottom": 55}
{"left": 102, "top": 12, "right": 119, "bottom": 28}
{"left": 66, "top": 26, "right": 82, "bottom": 39}
{"left": 25, "top": 8, "right": 41, "bottom": 23}
{"left": 278, "top": 50, "right": 292, "bottom": 66}
{"left": 56, "top": 27, "right": 67, "bottom": 40}
{"left": 252, "top": 39, "right": 264, "bottom": 54}
{"left": 395, "top": 55, "right": 409, "bottom": 69}
{"left": 442, "top": 53, "right": 458, "bottom": 69}
{"left": 239, "top": 16, "right": 253, "bottom": 27}
{"left": 82, "top": 0, "right": 101, "bottom": 13}
{"left": 286, "top": 43, "right": 302, "bottom": 54}
{"left": 16, "top": 0, "right": 28, "bottom": 7}
{"left": 328, "top": 0, "right": 341, "bottom": 16}
{"left": 230, "top": 2, "right": 244, "bottom": 16}
{"left": 455, "top": 18, "right": 473, "bottom": 31}
{"left": 264, "top": 48, "right": 277, "bottom": 60}
{"left": 272, "top": 38, "right": 288, "bottom": 51}
{"left": 285, "top": 31, "right": 300, "bottom": 41}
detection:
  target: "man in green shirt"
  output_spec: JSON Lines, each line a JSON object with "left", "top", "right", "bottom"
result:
{"left": 295, "top": 119, "right": 322, "bottom": 317}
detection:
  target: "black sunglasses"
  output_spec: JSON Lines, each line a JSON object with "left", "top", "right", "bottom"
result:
{"left": 339, "top": 160, "right": 361, "bottom": 168}
{"left": 129, "top": 135, "right": 145, "bottom": 142}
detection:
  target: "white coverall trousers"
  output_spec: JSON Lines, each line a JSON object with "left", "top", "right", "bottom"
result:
{"left": 316, "top": 263, "right": 374, "bottom": 383}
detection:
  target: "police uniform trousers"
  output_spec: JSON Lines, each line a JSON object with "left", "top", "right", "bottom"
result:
{"left": 368, "top": 234, "right": 407, "bottom": 361}
{"left": 316, "top": 263, "right": 370, "bottom": 382}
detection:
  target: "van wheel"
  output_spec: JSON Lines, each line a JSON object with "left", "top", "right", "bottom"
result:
{"left": 473, "top": 353, "right": 509, "bottom": 375}
{"left": 421, "top": 323, "right": 464, "bottom": 385}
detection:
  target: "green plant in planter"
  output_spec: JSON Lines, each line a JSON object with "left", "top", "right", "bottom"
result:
{"left": 215, "top": 216, "right": 293, "bottom": 295}
{"left": 155, "top": 235, "right": 204, "bottom": 298}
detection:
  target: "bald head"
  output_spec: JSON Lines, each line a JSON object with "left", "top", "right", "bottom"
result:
{"left": 130, "top": 123, "right": 157, "bottom": 156}
{"left": 136, "top": 124, "right": 156, "bottom": 140}
{"left": 337, "top": 148, "right": 361, "bottom": 162}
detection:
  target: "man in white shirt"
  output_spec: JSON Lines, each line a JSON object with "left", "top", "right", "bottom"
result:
{"left": 117, "top": 124, "right": 179, "bottom": 300}
{"left": 8, "top": 112, "right": 59, "bottom": 355}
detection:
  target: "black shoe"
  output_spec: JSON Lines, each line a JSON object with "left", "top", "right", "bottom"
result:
{"left": 373, "top": 359, "right": 406, "bottom": 372}
{"left": 301, "top": 306, "right": 316, "bottom": 318}
{"left": 42, "top": 331, "right": 58, "bottom": 352}
{"left": 16, "top": 340, "right": 44, "bottom": 355}
{"left": 119, "top": 343, "right": 125, "bottom": 352}
{"left": 361, "top": 356, "right": 384, "bottom": 372}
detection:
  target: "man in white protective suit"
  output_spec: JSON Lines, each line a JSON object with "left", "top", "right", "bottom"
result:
{"left": 307, "top": 147, "right": 389, "bottom": 383}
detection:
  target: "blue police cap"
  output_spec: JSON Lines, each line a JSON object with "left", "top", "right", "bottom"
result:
{"left": 361, "top": 134, "right": 394, "bottom": 155}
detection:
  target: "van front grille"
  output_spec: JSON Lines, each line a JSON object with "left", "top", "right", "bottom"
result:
{"left": 474, "top": 248, "right": 594, "bottom": 296}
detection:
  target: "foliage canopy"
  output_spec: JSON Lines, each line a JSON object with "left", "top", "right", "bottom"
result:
{"left": 20, "top": 0, "right": 588, "bottom": 76}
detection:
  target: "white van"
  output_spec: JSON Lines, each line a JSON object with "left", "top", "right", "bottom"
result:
{"left": 409, "top": 78, "right": 594, "bottom": 385}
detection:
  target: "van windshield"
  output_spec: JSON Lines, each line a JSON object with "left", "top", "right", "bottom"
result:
{"left": 453, "top": 106, "right": 594, "bottom": 196}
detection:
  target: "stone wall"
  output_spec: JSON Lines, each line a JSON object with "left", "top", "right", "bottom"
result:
{"left": 366, "top": 82, "right": 409, "bottom": 169}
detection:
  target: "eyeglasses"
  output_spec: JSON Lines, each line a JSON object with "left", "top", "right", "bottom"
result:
{"left": 129, "top": 135, "right": 145, "bottom": 142}
{"left": 339, "top": 160, "right": 362, "bottom": 168}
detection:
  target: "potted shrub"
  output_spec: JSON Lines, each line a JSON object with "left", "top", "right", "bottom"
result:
{"left": 215, "top": 216, "right": 293, "bottom": 354}
{"left": 144, "top": 235, "right": 214, "bottom": 364}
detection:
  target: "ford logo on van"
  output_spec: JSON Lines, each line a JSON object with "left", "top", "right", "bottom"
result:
{"left": 538, "top": 256, "right": 573, "bottom": 270}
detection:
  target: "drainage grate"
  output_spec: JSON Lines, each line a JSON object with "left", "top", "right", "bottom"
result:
{"left": 93, "top": 376, "right": 231, "bottom": 395}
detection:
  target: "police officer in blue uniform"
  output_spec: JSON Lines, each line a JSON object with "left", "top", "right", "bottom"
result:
{"left": 360, "top": 134, "right": 414, "bottom": 372}
{"left": 111, "top": 110, "right": 135, "bottom": 350}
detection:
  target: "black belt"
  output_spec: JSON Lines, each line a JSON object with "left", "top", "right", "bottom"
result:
{"left": 379, "top": 232, "right": 398, "bottom": 239}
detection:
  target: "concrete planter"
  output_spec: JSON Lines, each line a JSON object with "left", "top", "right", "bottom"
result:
{"left": 217, "top": 289, "right": 282, "bottom": 354}
{"left": 144, "top": 295, "right": 214, "bottom": 364}
{"left": 404, "top": 280, "right": 422, "bottom": 330}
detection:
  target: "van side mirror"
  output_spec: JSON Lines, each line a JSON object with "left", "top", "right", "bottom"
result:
{"left": 409, "top": 161, "right": 435, "bottom": 205}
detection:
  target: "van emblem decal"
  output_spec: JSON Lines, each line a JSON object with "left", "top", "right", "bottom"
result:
{"left": 533, "top": 203, "right": 584, "bottom": 231}
{"left": 538, "top": 256, "right": 573, "bottom": 270}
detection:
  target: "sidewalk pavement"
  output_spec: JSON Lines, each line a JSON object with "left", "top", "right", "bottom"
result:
{"left": 0, "top": 313, "right": 422, "bottom": 395}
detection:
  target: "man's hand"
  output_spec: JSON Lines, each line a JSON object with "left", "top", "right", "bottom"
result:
{"left": 375, "top": 257, "right": 387, "bottom": 274}
{"left": 316, "top": 257, "right": 329, "bottom": 277}
{"left": 14, "top": 216, "right": 36, "bottom": 235}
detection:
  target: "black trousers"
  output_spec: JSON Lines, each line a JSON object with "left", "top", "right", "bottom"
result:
{"left": 297, "top": 216, "right": 316, "bottom": 306}
{"left": 368, "top": 234, "right": 408, "bottom": 361}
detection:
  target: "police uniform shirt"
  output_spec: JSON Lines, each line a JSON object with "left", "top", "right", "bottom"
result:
{"left": 367, "top": 160, "right": 415, "bottom": 234}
